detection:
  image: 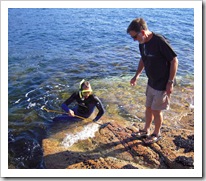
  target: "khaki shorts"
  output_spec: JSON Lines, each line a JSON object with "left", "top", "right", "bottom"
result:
{"left": 145, "top": 85, "right": 170, "bottom": 110}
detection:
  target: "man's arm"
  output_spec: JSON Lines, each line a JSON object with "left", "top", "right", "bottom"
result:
{"left": 166, "top": 57, "right": 178, "bottom": 95}
{"left": 130, "top": 58, "right": 144, "bottom": 86}
{"left": 169, "top": 57, "right": 178, "bottom": 81}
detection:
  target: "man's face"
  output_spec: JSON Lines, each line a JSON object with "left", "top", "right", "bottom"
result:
{"left": 129, "top": 30, "right": 145, "bottom": 44}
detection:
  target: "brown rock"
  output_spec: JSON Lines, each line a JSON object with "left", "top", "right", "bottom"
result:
{"left": 43, "top": 114, "right": 194, "bottom": 169}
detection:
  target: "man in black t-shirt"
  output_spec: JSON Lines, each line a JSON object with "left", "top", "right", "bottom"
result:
{"left": 127, "top": 18, "right": 178, "bottom": 145}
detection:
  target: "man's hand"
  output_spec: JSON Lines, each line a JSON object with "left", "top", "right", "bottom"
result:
{"left": 166, "top": 82, "right": 173, "bottom": 95}
{"left": 130, "top": 76, "right": 137, "bottom": 86}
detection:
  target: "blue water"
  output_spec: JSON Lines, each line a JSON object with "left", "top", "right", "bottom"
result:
{"left": 8, "top": 8, "right": 194, "bottom": 168}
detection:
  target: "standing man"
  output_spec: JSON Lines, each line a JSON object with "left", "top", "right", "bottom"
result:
{"left": 127, "top": 18, "right": 178, "bottom": 145}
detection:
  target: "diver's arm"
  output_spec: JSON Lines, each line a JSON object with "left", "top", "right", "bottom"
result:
{"left": 61, "top": 92, "right": 77, "bottom": 113}
{"left": 93, "top": 96, "right": 105, "bottom": 122}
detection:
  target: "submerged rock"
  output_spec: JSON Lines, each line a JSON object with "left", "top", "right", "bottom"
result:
{"left": 9, "top": 127, "right": 47, "bottom": 169}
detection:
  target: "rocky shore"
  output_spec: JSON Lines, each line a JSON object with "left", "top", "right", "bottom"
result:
{"left": 42, "top": 109, "right": 194, "bottom": 169}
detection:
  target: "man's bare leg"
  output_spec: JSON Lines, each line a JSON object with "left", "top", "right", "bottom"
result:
{"left": 143, "top": 107, "right": 154, "bottom": 133}
{"left": 152, "top": 110, "right": 163, "bottom": 136}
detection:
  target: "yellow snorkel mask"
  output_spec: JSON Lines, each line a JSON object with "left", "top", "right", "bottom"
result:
{"left": 79, "top": 79, "right": 93, "bottom": 99}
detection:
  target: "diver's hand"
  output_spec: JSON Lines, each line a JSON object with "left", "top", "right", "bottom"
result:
{"left": 68, "top": 109, "right": 75, "bottom": 117}
{"left": 93, "top": 118, "right": 98, "bottom": 122}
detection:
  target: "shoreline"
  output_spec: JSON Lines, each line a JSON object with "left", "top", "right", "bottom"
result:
{"left": 42, "top": 108, "right": 194, "bottom": 169}
{"left": 8, "top": 75, "right": 194, "bottom": 169}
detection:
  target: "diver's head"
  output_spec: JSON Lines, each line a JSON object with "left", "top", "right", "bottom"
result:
{"left": 79, "top": 80, "right": 92, "bottom": 99}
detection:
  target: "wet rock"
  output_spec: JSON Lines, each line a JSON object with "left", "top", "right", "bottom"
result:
{"left": 173, "top": 135, "right": 194, "bottom": 153}
{"left": 175, "top": 156, "right": 194, "bottom": 167}
{"left": 121, "top": 164, "right": 138, "bottom": 169}
{"left": 43, "top": 114, "right": 194, "bottom": 169}
{"left": 8, "top": 125, "right": 48, "bottom": 169}
{"left": 9, "top": 131, "right": 45, "bottom": 169}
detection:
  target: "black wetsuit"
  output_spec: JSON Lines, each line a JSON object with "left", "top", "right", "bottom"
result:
{"left": 53, "top": 92, "right": 105, "bottom": 122}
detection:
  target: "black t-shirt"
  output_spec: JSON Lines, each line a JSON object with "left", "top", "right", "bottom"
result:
{"left": 139, "top": 32, "right": 177, "bottom": 91}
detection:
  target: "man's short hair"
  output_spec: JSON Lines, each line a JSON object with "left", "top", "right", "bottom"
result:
{"left": 127, "top": 18, "right": 148, "bottom": 33}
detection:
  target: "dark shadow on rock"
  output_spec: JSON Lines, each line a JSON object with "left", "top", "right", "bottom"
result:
{"left": 121, "top": 164, "right": 139, "bottom": 169}
{"left": 175, "top": 156, "right": 194, "bottom": 168}
{"left": 44, "top": 136, "right": 143, "bottom": 169}
{"left": 173, "top": 135, "right": 194, "bottom": 153}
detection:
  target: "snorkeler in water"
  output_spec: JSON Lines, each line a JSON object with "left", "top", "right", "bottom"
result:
{"left": 53, "top": 80, "right": 105, "bottom": 122}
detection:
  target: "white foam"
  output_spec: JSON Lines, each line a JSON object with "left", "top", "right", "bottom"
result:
{"left": 26, "top": 102, "right": 36, "bottom": 109}
{"left": 40, "top": 105, "right": 45, "bottom": 110}
{"left": 61, "top": 123, "right": 99, "bottom": 148}
{"left": 25, "top": 89, "right": 36, "bottom": 97}
{"left": 14, "top": 99, "right": 21, "bottom": 104}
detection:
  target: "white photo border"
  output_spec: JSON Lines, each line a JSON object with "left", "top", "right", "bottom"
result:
{"left": 1, "top": 0, "right": 202, "bottom": 178}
